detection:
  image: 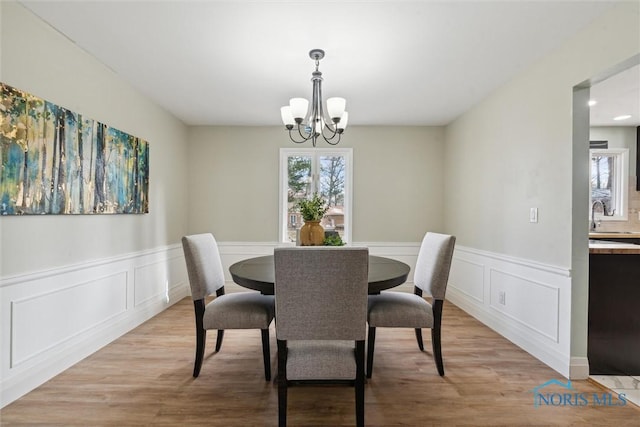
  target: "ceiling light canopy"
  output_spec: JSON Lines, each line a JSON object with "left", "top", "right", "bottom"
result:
{"left": 280, "top": 49, "right": 348, "bottom": 147}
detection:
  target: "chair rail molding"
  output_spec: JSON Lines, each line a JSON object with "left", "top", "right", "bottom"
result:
{"left": 446, "top": 244, "right": 577, "bottom": 379}
{"left": 0, "top": 244, "right": 189, "bottom": 408}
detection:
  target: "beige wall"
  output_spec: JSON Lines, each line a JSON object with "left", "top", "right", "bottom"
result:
{"left": 445, "top": 2, "right": 639, "bottom": 266}
{"left": 0, "top": 1, "right": 189, "bottom": 276}
{"left": 187, "top": 126, "right": 445, "bottom": 242}
{"left": 444, "top": 2, "right": 639, "bottom": 361}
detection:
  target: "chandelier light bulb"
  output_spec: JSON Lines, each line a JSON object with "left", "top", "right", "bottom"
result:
{"left": 327, "top": 97, "right": 346, "bottom": 121}
{"left": 337, "top": 112, "right": 349, "bottom": 131}
{"left": 280, "top": 106, "right": 295, "bottom": 127}
{"left": 289, "top": 98, "right": 309, "bottom": 121}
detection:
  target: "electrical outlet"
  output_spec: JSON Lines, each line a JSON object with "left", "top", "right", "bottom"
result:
{"left": 498, "top": 291, "right": 506, "bottom": 305}
{"left": 529, "top": 207, "right": 538, "bottom": 223}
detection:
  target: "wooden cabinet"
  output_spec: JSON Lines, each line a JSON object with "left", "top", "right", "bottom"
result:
{"left": 588, "top": 253, "right": 640, "bottom": 375}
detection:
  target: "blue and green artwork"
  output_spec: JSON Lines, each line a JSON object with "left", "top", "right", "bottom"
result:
{"left": 0, "top": 82, "right": 149, "bottom": 215}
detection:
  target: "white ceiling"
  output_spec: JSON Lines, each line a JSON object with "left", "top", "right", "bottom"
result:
{"left": 18, "top": 1, "right": 638, "bottom": 127}
{"left": 590, "top": 64, "right": 640, "bottom": 127}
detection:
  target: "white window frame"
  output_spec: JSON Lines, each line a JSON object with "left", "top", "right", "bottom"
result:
{"left": 279, "top": 148, "right": 353, "bottom": 244}
{"left": 589, "top": 148, "right": 628, "bottom": 221}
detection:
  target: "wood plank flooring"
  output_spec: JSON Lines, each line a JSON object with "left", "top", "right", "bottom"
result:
{"left": 1, "top": 297, "right": 638, "bottom": 426}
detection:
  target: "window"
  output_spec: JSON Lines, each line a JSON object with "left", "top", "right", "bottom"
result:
{"left": 589, "top": 148, "right": 628, "bottom": 221}
{"left": 279, "top": 148, "right": 352, "bottom": 243}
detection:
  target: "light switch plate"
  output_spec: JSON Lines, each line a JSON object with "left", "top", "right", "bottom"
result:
{"left": 530, "top": 207, "right": 538, "bottom": 223}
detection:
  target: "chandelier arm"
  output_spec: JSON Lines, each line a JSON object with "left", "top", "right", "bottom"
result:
{"left": 321, "top": 131, "right": 338, "bottom": 143}
{"left": 288, "top": 127, "right": 312, "bottom": 144}
{"left": 296, "top": 124, "right": 313, "bottom": 141}
{"left": 320, "top": 122, "right": 339, "bottom": 140}
{"left": 324, "top": 132, "right": 341, "bottom": 145}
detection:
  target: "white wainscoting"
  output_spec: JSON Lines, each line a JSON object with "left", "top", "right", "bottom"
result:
{"left": 1, "top": 240, "right": 582, "bottom": 408}
{"left": 446, "top": 245, "right": 576, "bottom": 379}
{"left": 0, "top": 241, "right": 418, "bottom": 408}
{"left": 0, "top": 244, "right": 189, "bottom": 408}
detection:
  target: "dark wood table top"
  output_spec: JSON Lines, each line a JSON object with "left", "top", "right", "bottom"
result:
{"left": 229, "top": 254, "right": 410, "bottom": 295}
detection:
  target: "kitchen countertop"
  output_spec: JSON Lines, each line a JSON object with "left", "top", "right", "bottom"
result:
{"left": 589, "top": 240, "right": 640, "bottom": 254}
{"left": 588, "top": 232, "right": 640, "bottom": 239}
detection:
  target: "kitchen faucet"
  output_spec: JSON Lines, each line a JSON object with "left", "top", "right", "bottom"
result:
{"left": 591, "top": 200, "right": 605, "bottom": 231}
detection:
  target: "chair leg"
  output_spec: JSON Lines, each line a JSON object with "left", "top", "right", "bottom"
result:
{"left": 193, "top": 327, "right": 206, "bottom": 378}
{"left": 415, "top": 328, "right": 424, "bottom": 351}
{"left": 431, "top": 327, "right": 444, "bottom": 376}
{"left": 193, "top": 299, "right": 206, "bottom": 378}
{"left": 432, "top": 299, "right": 445, "bottom": 376}
{"left": 215, "top": 330, "right": 224, "bottom": 352}
{"left": 261, "top": 328, "right": 271, "bottom": 381}
{"left": 355, "top": 340, "right": 365, "bottom": 427}
{"left": 366, "top": 326, "right": 376, "bottom": 379}
{"left": 277, "top": 340, "right": 288, "bottom": 427}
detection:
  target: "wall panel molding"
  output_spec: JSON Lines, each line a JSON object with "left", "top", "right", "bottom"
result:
{"left": 0, "top": 244, "right": 189, "bottom": 408}
{"left": 1, "top": 240, "right": 584, "bottom": 409}
{"left": 10, "top": 271, "right": 129, "bottom": 368}
{"left": 446, "top": 245, "right": 575, "bottom": 378}
{"left": 448, "top": 257, "right": 485, "bottom": 303}
{"left": 488, "top": 268, "right": 560, "bottom": 343}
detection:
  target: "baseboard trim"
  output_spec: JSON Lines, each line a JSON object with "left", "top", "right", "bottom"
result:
{"left": 570, "top": 357, "right": 590, "bottom": 380}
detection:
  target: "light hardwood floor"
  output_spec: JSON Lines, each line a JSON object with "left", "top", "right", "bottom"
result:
{"left": 1, "top": 297, "right": 638, "bottom": 426}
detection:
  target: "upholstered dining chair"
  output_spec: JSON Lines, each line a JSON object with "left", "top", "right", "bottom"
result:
{"left": 274, "top": 247, "right": 369, "bottom": 427}
{"left": 182, "top": 233, "right": 275, "bottom": 380}
{"left": 366, "top": 232, "right": 456, "bottom": 378}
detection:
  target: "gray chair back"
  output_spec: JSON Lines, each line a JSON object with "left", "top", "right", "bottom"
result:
{"left": 182, "top": 233, "right": 225, "bottom": 300}
{"left": 414, "top": 232, "right": 456, "bottom": 299}
{"left": 274, "top": 247, "right": 369, "bottom": 341}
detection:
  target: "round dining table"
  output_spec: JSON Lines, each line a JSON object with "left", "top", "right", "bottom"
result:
{"left": 229, "top": 254, "right": 410, "bottom": 295}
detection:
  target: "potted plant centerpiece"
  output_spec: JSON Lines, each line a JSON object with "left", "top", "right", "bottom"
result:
{"left": 297, "top": 193, "right": 329, "bottom": 246}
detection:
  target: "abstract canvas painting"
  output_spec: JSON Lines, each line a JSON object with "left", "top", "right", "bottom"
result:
{"left": 0, "top": 82, "right": 149, "bottom": 215}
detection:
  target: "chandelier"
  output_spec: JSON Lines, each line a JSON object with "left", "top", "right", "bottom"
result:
{"left": 280, "top": 49, "right": 348, "bottom": 147}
